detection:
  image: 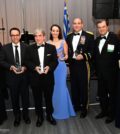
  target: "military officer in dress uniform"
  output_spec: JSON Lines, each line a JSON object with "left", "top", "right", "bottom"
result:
{"left": 66, "top": 18, "right": 94, "bottom": 118}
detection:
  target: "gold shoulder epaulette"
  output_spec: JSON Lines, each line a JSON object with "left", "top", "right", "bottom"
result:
{"left": 86, "top": 31, "right": 94, "bottom": 35}
{"left": 67, "top": 32, "right": 72, "bottom": 35}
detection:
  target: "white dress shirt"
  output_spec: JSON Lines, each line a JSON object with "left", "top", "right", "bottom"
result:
{"left": 98, "top": 32, "right": 109, "bottom": 54}
{"left": 72, "top": 30, "right": 82, "bottom": 58}
{"left": 37, "top": 45, "right": 45, "bottom": 72}
{"left": 12, "top": 43, "right": 21, "bottom": 65}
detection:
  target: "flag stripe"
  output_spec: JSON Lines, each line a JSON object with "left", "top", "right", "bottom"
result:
{"left": 63, "top": 1, "right": 70, "bottom": 39}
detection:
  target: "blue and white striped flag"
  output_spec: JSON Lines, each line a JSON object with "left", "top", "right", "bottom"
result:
{"left": 63, "top": 0, "right": 70, "bottom": 39}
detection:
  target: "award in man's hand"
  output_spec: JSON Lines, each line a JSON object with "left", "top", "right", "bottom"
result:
{"left": 73, "top": 47, "right": 83, "bottom": 59}
{"left": 15, "top": 63, "right": 22, "bottom": 72}
{"left": 73, "top": 49, "right": 80, "bottom": 59}
{"left": 39, "top": 64, "right": 45, "bottom": 74}
{"left": 75, "top": 49, "right": 80, "bottom": 57}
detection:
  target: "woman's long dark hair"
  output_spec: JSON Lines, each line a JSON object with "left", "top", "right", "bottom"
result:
{"left": 50, "top": 24, "right": 63, "bottom": 40}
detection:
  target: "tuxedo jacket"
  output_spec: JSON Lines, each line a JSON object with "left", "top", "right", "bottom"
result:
{"left": 0, "top": 43, "right": 5, "bottom": 89}
{"left": 24, "top": 43, "right": 58, "bottom": 87}
{"left": 0, "top": 43, "right": 8, "bottom": 99}
{"left": 66, "top": 30, "right": 94, "bottom": 65}
{"left": 0, "top": 43, "right": 28, "bottom": 86}
{"left": 94, "top": 32, "right": 120, "bottom": 77}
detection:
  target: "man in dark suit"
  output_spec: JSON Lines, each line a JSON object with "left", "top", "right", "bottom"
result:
{"left": 94, "top": 19, "right": 120, "bottom": 123}
{"left": 0, "top": 28, "right": 31, "bottom": 127}
{"left": 0, "top": 42, "right": 8, "bottom": 125}
{"left": 66, "top": 18, "right": 94, "bottom": 118}
{"left": 115, "top": 31, "right": 120, "bottom": 128}
{"left": 25, "top": 29, "right": 58, "bottom": 127}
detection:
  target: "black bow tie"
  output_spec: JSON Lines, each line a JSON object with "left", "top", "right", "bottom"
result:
{"left": 37, "top": 44, "right": 45, "bottom": 49}
{"left": 100, "top": 36, "right": 106, "bottom": 40}
{"left": 73, "top": 33, "right": 80, "bottom": 36}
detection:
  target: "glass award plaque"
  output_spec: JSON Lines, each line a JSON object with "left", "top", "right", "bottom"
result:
{"left": 39, "top": 64, "right": 45, "bottom": 74}
{"left": 15, "top": 63, "right": 22, "bottom": 72}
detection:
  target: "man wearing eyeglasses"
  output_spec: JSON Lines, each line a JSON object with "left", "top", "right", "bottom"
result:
{"left": 0, "top": 27, "right": 31, "bottom": 127}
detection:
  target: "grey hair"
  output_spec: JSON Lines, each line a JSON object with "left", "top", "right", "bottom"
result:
{"left": 34, "top": 28, "right": 46, "bottom": 36}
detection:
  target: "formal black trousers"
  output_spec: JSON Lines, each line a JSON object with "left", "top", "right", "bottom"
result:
{"left": 0, "top": 90, "right": 7, "bottom": 122}
{"left": 8, "top": 74, "right": 29, "bottom": 118}
{"left": 69, "top": 60, "right": 88, "bottom": 111}
{"left": 97, "top": 71, "right": 117, "bottom": 118}
{"left": 115, "top": 69, "right": 120, "bottom": 128}
{"left": 31, "top": 75, "right": 54, "bottom": 117}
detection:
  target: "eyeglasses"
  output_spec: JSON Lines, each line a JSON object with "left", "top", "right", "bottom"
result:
{"left": 10, "top": 34, "right": 20, "bottom": 37}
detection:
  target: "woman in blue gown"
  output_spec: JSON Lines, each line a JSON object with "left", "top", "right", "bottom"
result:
{"left": 48, "top": 24, "right": 76, "bottom": 119}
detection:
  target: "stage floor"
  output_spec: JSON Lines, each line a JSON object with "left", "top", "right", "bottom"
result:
{"left": 0, "top": 105, "right": 120, "bottom": 134}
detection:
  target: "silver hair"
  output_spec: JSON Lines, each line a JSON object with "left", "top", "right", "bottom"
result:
{"left": 34, "top": 28, "right": 45, "bottom": 36}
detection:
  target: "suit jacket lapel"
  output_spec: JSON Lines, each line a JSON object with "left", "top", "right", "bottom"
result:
{"left": 34, "top": 44, "right": 40, "bottom": 65}
{"left": 44, "top": 43, "right": 47, "bottom": 67}
{"left": 69, "top": 33, "right": 74, "bottom": 54}
{"left": 20, "top": 44, "right": 24, "bottom": 64}
{"left": 96, "top": 37, "right": 101, "bottom": 55}
{"left": 76, "top": 31, "right": 85, "bottom": 50}
{"left": 9, "top": 43, "right": 16, "bottom": 64}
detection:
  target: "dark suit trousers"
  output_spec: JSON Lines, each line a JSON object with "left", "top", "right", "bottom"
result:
{"left": 98, "top": 71, "right": 117, "bottom": 118}
{"left": 0, "top": 90, "right": 7, "bottom": 121}
{"left": 8, "top": 74, "right": 29, "bottom": 118}
{"left": 115, "top": 69, "right": 120, "bottom": 128}
{"left": 69, "top": 60, "right": 88, "bottom": 111}
{"left": 31, "top": 74, "right": 54, "bottom": 117}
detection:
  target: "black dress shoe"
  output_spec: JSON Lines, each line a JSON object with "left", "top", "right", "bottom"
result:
{"left": 80, "top": 110, "right": 87, "bottom": 118}
{"left": 0, "top": 120, "right": 4, "bottom": 125}
{"left": 0, "top": 115, "right": 8, "bottom": 125}
{"left": 46, "top": 115, "right": 57, "bottom": 125}
{"left": 0, "top": 118, "right": 6, "bottom": 126}
{"left": 36, "top": 116, "right": 44, "bottom": 127}
{"left": 74, "top": 107, "right": 80, "bottom": 112}
{"left": 105, "top": 117, "right": 114, "bottom": 124}
{"left": 23, "top": 117, "right": 31, "bottom": 124}
{"left": 115, "top": 124, "right": 120, "bottom": 128}
{"left": 14, "top": 117, "right": 21, "bottom": 127}
{"left": 95, "top": 112, "right": 107, "bottom": 119}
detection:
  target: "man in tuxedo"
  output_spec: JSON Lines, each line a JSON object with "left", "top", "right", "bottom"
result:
{"left": 94, "top": 19, "right": 120, "bottom": 123}
{"left": 0, "top": 28, "right": 31, "bottom": 127}
{"left": 0, "top": 42, "right": 8, "bottom": 125}
{"left": 25, "top": 29, "right": 58, "bottom": 127}
{"left": 66, "top": 18, "right": 94, "bottom": 118}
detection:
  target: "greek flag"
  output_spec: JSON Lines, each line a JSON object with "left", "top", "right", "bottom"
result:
{"left": 63, "top": 0, "right": 70, "bottom": 39}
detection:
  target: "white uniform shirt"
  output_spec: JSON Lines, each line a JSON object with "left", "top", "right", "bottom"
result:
{"left": 72, "top": 30, "right": 82, "bottom": 58}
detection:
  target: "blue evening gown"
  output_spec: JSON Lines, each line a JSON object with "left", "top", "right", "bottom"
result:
{"left": 52, "top": 40, "right": 76, "bottom": 119}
